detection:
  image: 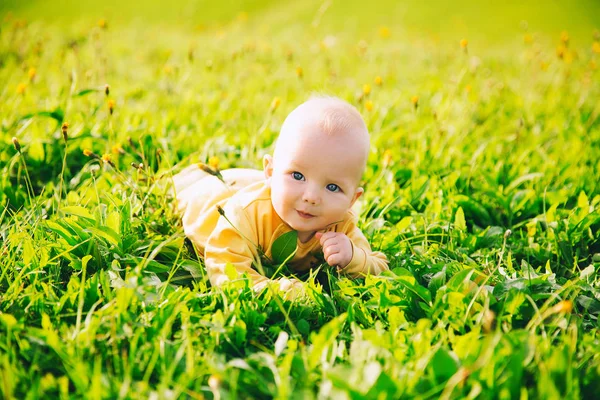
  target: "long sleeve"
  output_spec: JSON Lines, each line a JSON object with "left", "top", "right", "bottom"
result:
{"left": 204, "top": 197, "right": 304, "bottom": 297}
{"left": 341, "top": 217, "right": 389, "bottom": 277}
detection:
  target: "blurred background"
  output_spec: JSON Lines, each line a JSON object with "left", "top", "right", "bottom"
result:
{"left": 3, "top": 0, "right": 600, "bottom": 47}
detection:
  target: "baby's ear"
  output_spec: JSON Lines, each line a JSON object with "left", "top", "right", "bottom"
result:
{"left": 350, "top": 187, "right": 364, "bottom": 207}
{"left": 263, "top": 154, "right": 274, "bottom": 185}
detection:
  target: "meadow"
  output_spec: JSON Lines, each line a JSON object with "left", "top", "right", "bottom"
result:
{"left": 1, "top": 0, "right": 600, "bottom": 398}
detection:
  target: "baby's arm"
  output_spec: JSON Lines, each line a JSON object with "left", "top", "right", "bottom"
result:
{"left": 316, "top": 218, "right": 388, "bottom": 277}
{"left": 204, "top": 202, "right": 303, "bottom": 297}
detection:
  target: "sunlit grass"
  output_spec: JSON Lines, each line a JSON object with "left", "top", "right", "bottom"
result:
{"left": 1, "top": 0, "right": 600, "bottom": 398}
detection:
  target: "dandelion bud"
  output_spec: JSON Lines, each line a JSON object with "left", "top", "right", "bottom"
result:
{"left": 105, "top": 84, "right": 110, "bottom": 96}
{"left": 270, "top": 97, "right": 281, "bottom": 111}
{"left": 216, "top": 205, "right": 226, "bottom": 217}
{"left": 482, "top": 309, "right": 496, "bottom": 333}
{"left": 208, "top": 375, "right": 221, "bottom": 391}
{"left": 460, "top": 39, "right": 468, "bottom": 48}
{"left": 365, "top": 100, "right": 373, "bottom": 112}
{"left": 61, "top": 122, "right": 69, "bottom": 142}
{"left": 504, "top": 229, "right": 512, "bottom": 239}
{"left": 108, "top": 99, "right": 115, "bottom": 115}
{"left": 83, "top": 149, "right": 100, "bottom": 159}
{"left": 28, "top": 67, "right": 36, "bottom": 81}
{"left": 98, "top": 19, "right": 107, "bottom": 29}
{"left": 12, "top": 137, "right": 21, "bottom": 153}
{"left": 16, "top": 83, "right": 26, "bottom": 94}
{"left": 411, "top": 95, "right": 419, "bottom": 109}
{"left": 112, "top": 144, "right": 125, "bottom": 155}
{"left": 383, "top": 150, "right": 392, "bottom": 166}
{"left": 374, "top": 76, "right": 383, "bottom": 86}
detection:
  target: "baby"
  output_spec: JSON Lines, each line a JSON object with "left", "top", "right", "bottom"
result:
{"left": 174, "top": 96, "right": 388, "bottom": 295}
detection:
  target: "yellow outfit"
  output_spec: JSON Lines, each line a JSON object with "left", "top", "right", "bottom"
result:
{"left": 174, "top": 166, "right": 389, "bottom": 292}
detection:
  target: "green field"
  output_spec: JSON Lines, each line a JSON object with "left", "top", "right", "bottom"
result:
{"left": 1, "top": 0, "right": 600, "bottom": 398}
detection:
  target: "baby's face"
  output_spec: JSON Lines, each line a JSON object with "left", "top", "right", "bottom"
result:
{"left": 265, "top": 122, "right": 366, "bottom": 241}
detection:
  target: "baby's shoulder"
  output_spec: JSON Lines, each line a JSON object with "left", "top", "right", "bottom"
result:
{"left": 228, "top": 180, "right": 272, "bottom": 211}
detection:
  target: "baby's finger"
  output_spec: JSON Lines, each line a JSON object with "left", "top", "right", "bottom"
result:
{"left": 326, "top": 253, "right": 344, "bottom": 267}
{"left": 323, "top": 245, "right": 339, "bottom": 260}
{"left": 318, "top": 231, "right": 338, "bottom": 246}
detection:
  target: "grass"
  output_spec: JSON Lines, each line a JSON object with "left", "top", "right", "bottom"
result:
{"left": 1, "top": 0, "right": 600, "bottom": 398}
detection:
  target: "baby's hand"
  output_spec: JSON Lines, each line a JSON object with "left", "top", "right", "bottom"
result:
{"left": 315, "top": 232, "right": 353, "bottom": 270}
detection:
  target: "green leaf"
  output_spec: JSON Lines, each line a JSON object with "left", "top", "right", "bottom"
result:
{"left": 19, "top": 108, "right": 64, "bottom": 124}
{"left": 271, "top": 230, "right": 298, "bottom": 264}
{"left": 61, "top": 206, "right": 95, "bottom": 221}
{"left": 73, "top": 88, "right": 102, "bottom": 97}
{"left": 454, "top": 207, "right": 466, "bottom": 231}
{"left": 297, "top": 319, "right": 310, "bottom": 336}
{"left": 395, "top": 216, "right": 413, "bottom": 232}
{"left": 430, "top": 348, "right": 459, "bottom": 382}
{"left": 86, "top": 226, "right": 120, "bottom": 247}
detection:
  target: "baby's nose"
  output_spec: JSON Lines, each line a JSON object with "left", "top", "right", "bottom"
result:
{"left": 302, "top": 188, "right": 320, "bottom": 204}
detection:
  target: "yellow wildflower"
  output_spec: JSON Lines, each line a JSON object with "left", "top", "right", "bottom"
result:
{"left": 551, "top": 300, "right": 573, "bottom": 314}
{"left": 460, "top": 39, "right": 468, "bottom": 49}
{"left": 108, "top": 99, "right": 115, "bottom": 115}
{"left": 592, "top": 42, "right": 600, "bottom": 54}
{"left": 28, "top": 67, "right": 36, "bottom": 81}
{"left": 378, "top": 26, "right": 390, "bottom": 39}
{"left": 102, "top": 154, "right": 115, "bottom": 167}
{"left": 383, "top": 150, "right": 392, "bottom": 166}
{"left": 208, "top": 156, "right": 220, "bottom": 169}
{"left": 365, "top": 100, "right": 373, "bottom": 112}
{"left": 296, "top": 66, "right": 303, "bottom": 78}
{"left": 523, "top": 34, "right": 533, "bottom": 44}
{"left": 526, "top": 220, "right": 537, "bottom": 237}
{"left": 98, "top": 19, "right": 107, "bottom": 29}
{"left": 16, "top": 83, "right": 26, "bottom": 94}
{"left": 374, "top": 76, "right": 383, "bottom": 86}
{"left": 560, "top": 31, "right": 569, "bottom": 44}
{"left": 363, "top": 84, "right": 371, "bottom": 95}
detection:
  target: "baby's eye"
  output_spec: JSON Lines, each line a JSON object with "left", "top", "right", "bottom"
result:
{"left": 292, "top": 172, "right": 305, "bottom": 181}
{"left": 326, "top": 183, "right": 341, "bottom": 193}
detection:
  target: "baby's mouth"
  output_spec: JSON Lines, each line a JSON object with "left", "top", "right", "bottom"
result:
{"left": 296, "top": 210, "right": 315, "bottom": 219}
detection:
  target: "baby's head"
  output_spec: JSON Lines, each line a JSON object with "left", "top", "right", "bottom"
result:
{"left": 264, "top": 96, "right": 370, "bottom": 241}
